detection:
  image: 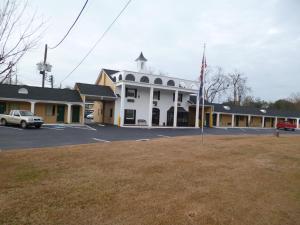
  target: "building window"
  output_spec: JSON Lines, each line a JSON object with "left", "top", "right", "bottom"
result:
{"left": 46, "top": 105, "right": 55, "bottom": 116}
{"left": 118, "top": 74, "right": 122, "bottom": 81}
{"left": 126, "top": 88, "right": 137, "bottom": 98}
{"left": 173, "top": 93, "right": 183, "bottom": 102}
{"left": 153, "top": 91, "right": 160, "bottom": 100}
{"left": 167, "top": 80, "right": 175, "bottom": 86}
{"left": 8, "top": 103, "right": 20, "bottom": 111}
{"left": 110, "top": 108, "right": 113, "bottom": 117}
{"left": 140, "top": 76, "right": 149, "bottom": 83}
{"left": 125, "top": 74, "right": 135, "bottom": 81}
{"left": 154, "top": 78, "right": 162, "bottom": 85}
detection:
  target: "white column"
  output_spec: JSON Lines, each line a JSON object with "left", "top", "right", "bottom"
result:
{"left": 296, "top": 118, "right": 299, "bottom": 129}
{"left": 30, "top": 102, "right": 35, "bottom": 114}
{"left": 216, "top": 113, "right": 220, "bottom": 127}
{"left": 148, "top": 87, "right": 153, "bottom": 127}
{"left": 262, "top": 116, "right": 265, "bottom": 128}
{"left": 81, "top": 96, "right": 86, "bottom": 124}
{"left": 195, "top": 93, "right": 200, "bottom": 127}
{"left": 173, "top": 90, "right": 178, "bottom": 127}
{"left": 81, "top": 104, "right": 85, "bottom": 124}
{"left": 120, "top": 83, "right": 125, "bottom": 126}
{"left": 274, "top": 117, "right": 278, "bottom": 128}
{"left": 231, "top": 114, "right": 235, "bottom": 127}
{"left": 248, "top": 115, "right": 251, "bottom": 127}
{"left": 67, "top": 104, "right": 72, "bottom": 124}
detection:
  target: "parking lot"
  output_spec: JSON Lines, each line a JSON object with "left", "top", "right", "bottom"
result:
{"left": 0, "top": 124, "right": 299, "bottom": 150}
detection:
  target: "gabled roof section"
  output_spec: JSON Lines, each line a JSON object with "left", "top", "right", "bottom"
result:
{"left": 95, "top": 68, "right": 119, "bottom": 84}
{"left": 76, "top": 83, "right": 116, "bottom": 98}
{"left": 135, "top": 52, "right": 147, "bottom": 62}
{"left": 0, "top": 84, "right": 82, "bottom": 102}
{"left": 103, "top": 69, "right": 119, "bottom": 77}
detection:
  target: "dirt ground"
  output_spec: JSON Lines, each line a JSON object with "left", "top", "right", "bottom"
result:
{"left": 0, "top": 135, "right": 299, "bottom": 225}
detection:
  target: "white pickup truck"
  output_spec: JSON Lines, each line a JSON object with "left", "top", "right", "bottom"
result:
{"left": 0, "top": 110, "right": 44, "bottom": 128}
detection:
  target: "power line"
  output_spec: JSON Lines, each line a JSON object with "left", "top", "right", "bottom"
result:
{"left": 49, "top": 0, "right": 89, "bottom": 50}
{"left": 60, "top": 0, "right": 132, "bottom": 84}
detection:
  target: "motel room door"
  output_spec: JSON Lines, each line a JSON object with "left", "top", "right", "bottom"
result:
{"left": 152, "top": 108, "right": 160, "bottom": 126}
{"left": 0, "top": 102, "right": 6, "bottom": 114}
{"left": 72, "top": 105, "right": 80, "bottom": 123}
{"left": 57, "top": 105, "right": 65, "bottom": 122}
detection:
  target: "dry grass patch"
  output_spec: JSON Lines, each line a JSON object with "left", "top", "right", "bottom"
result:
{"left": 0, "top": 135, "right": 300, "bottom": 225}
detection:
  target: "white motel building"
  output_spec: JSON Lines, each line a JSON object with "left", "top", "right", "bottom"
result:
{"left": 0, "top": 52, "right": 300, "bottom": 129}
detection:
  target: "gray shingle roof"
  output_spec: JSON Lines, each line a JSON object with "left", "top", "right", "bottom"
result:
{"left": 212, "top": 103, "right": 300, "bottom": 118}
{"left": 102, "top": 69, "right": 119, "bottom": 82}
{"left": 75, "top": 83, "right": 116, "bottom": 98}
{"left": 0, "top": 84, "right": 82, "bottom": 102}
{"left": 103, "top": 69, "right": 119, "bottom": 76}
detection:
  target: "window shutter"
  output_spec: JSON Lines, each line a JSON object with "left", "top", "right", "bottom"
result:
{"left": 158, "top": 91, "right": 160, "bottom": 100}
{"left": 135, "top": 89, "right": 137, "bottom": 98}
{"left": 125, "top": 88, "right": 128, "bottom": 97}
{"left": 173, "top": 93, "right": 175, "bottom": 101}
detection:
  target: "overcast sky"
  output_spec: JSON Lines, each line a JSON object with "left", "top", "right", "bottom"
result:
{"left": 17, "top": 0, "right": 300, "bottom": 101}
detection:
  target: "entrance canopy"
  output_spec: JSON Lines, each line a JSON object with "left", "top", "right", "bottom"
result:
{"left": 75, "top": 83, "right": 117, "bottom": 101}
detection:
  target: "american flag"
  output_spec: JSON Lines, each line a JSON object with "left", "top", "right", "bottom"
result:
{"left": 199, "top": 45, "right": 207, "bottom": 100}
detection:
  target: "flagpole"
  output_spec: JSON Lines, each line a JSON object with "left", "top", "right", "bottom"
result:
{"left": 201, "top": 44, "right": 206, "bottom": 144}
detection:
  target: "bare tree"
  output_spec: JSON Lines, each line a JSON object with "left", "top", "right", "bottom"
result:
{"left": 0, "top": 0, "right": 44, "bottom": 84}
{"left": 204, "top": 66, "right": 230, "bottom": 103}
{"left": 228, "top": 70, "right": 251, "bottom": 105}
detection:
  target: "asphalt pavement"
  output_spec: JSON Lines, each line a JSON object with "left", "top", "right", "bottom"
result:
{"left": 0, "top": 124, "right": 299, "bottom": 150}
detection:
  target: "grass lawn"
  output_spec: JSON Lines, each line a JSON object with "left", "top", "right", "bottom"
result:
{"left": 0, "top": 135, "right": 300, "bottom": 225}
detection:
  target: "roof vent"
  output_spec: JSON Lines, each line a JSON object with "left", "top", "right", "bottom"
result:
{"left": 260, "top": 109, "right": 267, "bottom": 114}
{"left": 223, "top": 105, "right": 231, "bottom": 110}
{"left": 18, "top": 88, "right": 28, "bottom": 95}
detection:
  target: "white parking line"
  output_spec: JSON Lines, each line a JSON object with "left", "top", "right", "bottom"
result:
{"left": 42, "top": 127, "right": 64, "bottom": 131}
{"left": 70, "top": 126, "right": 96, "bottom": 131}
{"left": 157, "top": 134, "right": 171, "bottom": 138}
{"left": 0, "top": 126, "right": 23, "bottom": 131}
{"left": 92, "top": 138, "right": 111, "bottom": 143}
{"left": 136, "top": 139, "right": 150, "bottom": 142}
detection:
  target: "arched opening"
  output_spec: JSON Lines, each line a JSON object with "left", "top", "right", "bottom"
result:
{"left": 118, "top": 74, "right": 122, "bottom": 81}
{"left": 167, "top": 80, "right": 175, "bottom": 86}
{"left": 154, "top": 78, "right": 162, "bottom": 85}
{"left": 125, "top": 74, "right": 135, "bottom": 81}
{"left": 140, "top": 76, "right": 149, "bottom": 83}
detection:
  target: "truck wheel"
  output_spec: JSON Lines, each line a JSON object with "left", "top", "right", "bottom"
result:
{"left": 35, "top": 124, "right": 41, "bottom": 128}
{"left": 20, "top": 121, "right": 27, "bottom": 129}
{"left": 1, "top": 119, "right": 7, "bottom": 126}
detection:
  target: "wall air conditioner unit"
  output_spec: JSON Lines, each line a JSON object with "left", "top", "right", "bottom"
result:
{"left": 153, "top": 101, "right": 157, "bottom": 106}
{"left": 177, "top": 103, "right": 181, "bottom": 106}
{"left": 127, "top": 99, "right": 135, "bottom": 103}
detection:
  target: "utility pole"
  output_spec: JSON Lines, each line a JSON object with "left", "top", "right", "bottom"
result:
{"left": 41, "top": 44, "right": 48, "bottom": 88}
{"left": 49, "top": 75, "right": 54, "bottom": 88}
{"left": 37, "top": 44, "right": 52, "bottom": 88}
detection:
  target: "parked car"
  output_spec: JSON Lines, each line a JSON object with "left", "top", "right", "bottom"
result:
{"left": 0, "top": 110, "right": 44, "bottom": 128}
{"left": 276, "top": 121, "right": 296, "bottom": 131}
{"left": 86, "top": 113, "right": 94, "bottom": 119}
{"left": 84, "top": 109, "right": 94, "bottom": 118}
